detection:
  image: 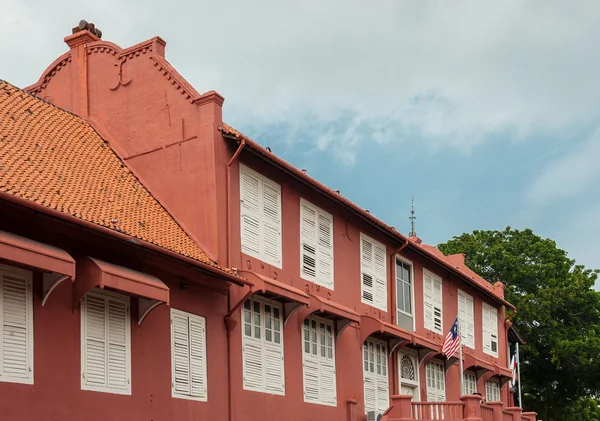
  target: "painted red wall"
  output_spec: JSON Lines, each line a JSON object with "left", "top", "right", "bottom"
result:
{"left": 0, "top": 264, "right": 229, "bottom": 421}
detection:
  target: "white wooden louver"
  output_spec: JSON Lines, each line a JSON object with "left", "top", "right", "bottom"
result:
{"left": 240, "top": 165, "right": 282, "bottom": 268}
{"left": 458, "top": 290, "right": 475, "bottom": 348}
{"left": 423, "top": 271, "right": 443, "bottom": 334}
{"left": 171, "top": 309, "right": 207, "bottom": 400}
{"left": 482, "top": 303, "right": 498, "bottom": 357}
{"left": 360, "top": 234, "right": 387, "bottom": 311}
{"left": 300, "top": 200, "right": 334, "bottom": 289}
{"left": 82, "top": 290, "right": 131, "bottom": 394}
{"left": 1, "top": 267, "right": 33, "bottom": 384}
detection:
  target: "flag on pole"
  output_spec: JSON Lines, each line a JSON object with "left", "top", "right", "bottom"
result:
{"left": 442, "top": 317, "right": 461, "bottom": 357}
{"left": 510, "top": 346, "right": 518, "bottom": 387}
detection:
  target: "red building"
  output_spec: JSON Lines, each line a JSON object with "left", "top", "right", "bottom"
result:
{"left": 0, "top": 22, "right": 536, "bottom": 421}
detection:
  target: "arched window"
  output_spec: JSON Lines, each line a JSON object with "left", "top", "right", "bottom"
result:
{"left": 398, "top": 351, "right": 420, "bottom": 400}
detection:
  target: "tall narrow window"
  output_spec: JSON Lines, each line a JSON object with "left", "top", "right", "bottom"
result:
{"left": 482, "top": 302, "right": 499, "bottom": 357}
{"left": 425, "top": 360, "right": 446, "bottom": 402}
{"left": 486, "top": 378, "right": 501, "bottom": 402}
{"left": 302, "top": 316, "right": 336, "bottom": 406}
{"left": 171, "top": 309, "right": 207, "bottom": 401}
{"left": 240, "top": 164, "right": 282, "bottom": 268}
{"left": 457, "top": 290, "right": 475, "bottom": 349}
{"left": 363, "top": 339, "right": 389, "bottom": 414}
{"left": 396, "top": 259, "right": 412, "bottom": 316}
{"left": 360, "top": 234, "right": 387, "bottom": 311}
{"left": 423, "top": 270, "right": 443, "bottom": 334}
{"left": 398, "top": 351, "right": 419, "bottom": 400}
{"left": 300, "top": 199, "right": 334, "bottom": 289}
{"left": 242, "top": 297, "right": 285, "bottom": 395}
{"left": 0, "top": 264, "right": 33, "bottom": 385}
{"left": 81, "top": 290, "right": 131, "bottom": 395}
{"left": 463, "top": 371, "right": 477, "bottom": 395}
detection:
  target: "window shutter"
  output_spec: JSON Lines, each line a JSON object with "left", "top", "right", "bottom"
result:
{"left": 376, "top": 377, "right": 390, "bottom": 412}
{"left": 373, "top": 244, "right": 387, "bottom": 311}
{"left": 83, "top": 294, "right": 108, "bottom": 387}
{"left": 240, "top": 169, "right": 261, "bottom": 257}
{"left": 361, "top": 238, "right": 374, "bottom": 304}
{"left": 458, "top": 291, "right": 475, "bottom": 348}
{"left": 262, "top": 182, "right": 282, "bottom": 266}
{"left": 300, "top": 202, "right": 318, "bottom": 280}
{"left": 107, "top": 299, "right": 129, "bottom": 391}
{"left": 303, "top": 356, "right": 320, "bottom": 402}
{"left": 466, "top": 294, "right": 475, "bottom": 348}
{"left": 432, "top": 278, "right": 443, "bottom": 334}
{"left": 320, "top": 358, "right": 337, "bottom": 405}
{"left": 1, "top": 270, "right": 32, "bottom": 382}
{"left": 423, "top": 274, "right": 434, "bottom": 331}
{"left": 482, "top": 303, "right": 498, "bottom": 356}
{"left": 364, "top": 373, "right": 377, "bottom": 413}
{"left": 489, "top": 306, "right": 498, "bottom": 356}
{"left": 242, "top": 339, "right": 264, "bottom": 391}
{"left": 317, "top": 212, "right": 334, "bottom": 288}
{"left": 264, "top": 344, "right": 284, "bottom": 393}
{"left": 189, "top": 317, "right": 206, "bottom": 397}
{"left": 172, "top": 312, "right": 191, "bottom": 394}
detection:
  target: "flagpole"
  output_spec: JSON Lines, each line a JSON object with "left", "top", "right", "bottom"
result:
{"left": 458, "top": 319, "right": 464, "bottom": 395}
{"left": 516, "top": 343, "right": 522, "bottom": 408}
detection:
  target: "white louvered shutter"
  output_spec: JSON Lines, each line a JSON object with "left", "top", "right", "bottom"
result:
{"left": 107, "top": 299, "right": 129, "bottom": 391}
{"left": 303, "top": 356, "right": 320, "bottom": 402}
{"left": 489, "top": 305, "right": 498, "bottom": 356}
{"left": 376, "top": 377, "right": 390, "bottom": 412}
{"left": 364, "top": 374, "right": 377, "bottom": 413}
{"left": 320, "top": 358, "right": 337, "bottom": 405}
{"left": 432, "top": 277, "right": 443, "bottom": 334}
{"left": 264, "top": 344, "right": 285, "bottom": 393}
{"left": 300, "top": 202, "right": 318, "bottom": 280}
{"left": 242, "top": 339, "right": 263, "bottom": 391}
{"left": 317, "top": 212, "right": 334, "bottom": 289}
{"left": 458, "top": 290, "right": 475, "bottom": 348}
{"left": 189, "top": 317, "right": 206, "bottom": 398}
{"left": 240, "top": 168, "right": 261, "bottom": 257}
{"left": 373, "top": 244, "right": 387, "bottom": 311}
{"left": 172, "top": 312, "right": 191, "bottom": 395}
{"left": 1, "top": 268, "right": 33, "bottom": 384}
{"left": 423, "top": 273, "right": 434, "bottom": 332}
{"left": 83, "top": 293, "right": 108, "bottom": 388}
{"left": 361, "top": 237, "right": 374, "bottom": 305}
{"left": 82, "top": 291, "right": 131, "bottom": 394}
{"left": 482, "top": 304, "right": 491, "bottom": 354}
{"left": 482, "top": 303, "right": 498, "bottom": 356}
{"left": 262, "top": 182, "right": 282, "bottom": 266}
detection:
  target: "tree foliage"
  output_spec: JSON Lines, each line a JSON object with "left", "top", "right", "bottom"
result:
{"left": 438, "top": 227, "right": 600, "bottom": 421}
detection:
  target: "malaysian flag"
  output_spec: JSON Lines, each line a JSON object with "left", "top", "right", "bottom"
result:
{"left": 509, "top": 346, "right": 518, "bottom": 387}
{"left": 441, "top": 317, "right": 461, "bottom": 357}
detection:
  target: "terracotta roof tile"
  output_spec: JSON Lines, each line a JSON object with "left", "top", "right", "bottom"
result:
{"left": 0, "top": 80, "right": 233, "bottom": 275}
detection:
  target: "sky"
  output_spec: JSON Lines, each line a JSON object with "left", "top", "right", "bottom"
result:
{"left": 2, "top": 0, "right": 600, "bottom": 287}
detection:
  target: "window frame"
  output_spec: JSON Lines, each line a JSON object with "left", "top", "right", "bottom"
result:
{"left": 395, "top": 255, "right": 415, "bottom": 324}
{"left": 485, "top": 378, "right": 501, "bottom": 402}
{"left": 302, "top": 315, "right": 337, "bottom": 406}
{"left": 482, "top": 302, "right": 499, "bottom": 358}
{"left": 423, "top": 269, "right": 443, "bottom": 335}
{"left": 457, "top": 289, "right": 475, "bottom": 349}
{"left": 170, "top": 308, "right": 208, "bottom": 402}
{"left": 360, "top": 233, "right": 388, "bottom": 311}
{"left": 363, "top": 338, "right": 389, "bottom": 413}
{"left": 80, "top": 288, "right": 132, "bottom": 395}
{"left": 463, "top": 371, "right": 478, "bottom": 395}
{"left": 397, "top": 349, "right": 420, "bottom": 401}
{"left": 299, "top": 198, "right": 334, "bottom": 289}
{"left": 241, "top": 295, "right": 285, "bottom": 395}
{"left": 239, "top": 163, "right": 283, "bottom": 269}
{"left": 0, "top": 263, "right": 34, "bottom": 385}
{"left": 425, "top": 359, "right": 446, "bottom": 402}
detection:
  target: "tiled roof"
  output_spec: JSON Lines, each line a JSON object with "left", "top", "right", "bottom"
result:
{"left": 0, "top": 80, "right": 233, "bottom": 275}
{"left": 219, "top": 122, "right": 515, "bottom": 309}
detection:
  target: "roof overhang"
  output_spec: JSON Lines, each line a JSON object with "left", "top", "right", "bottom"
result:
{"left": 74, "top": 256, "right": 170, "bottom": 325}
{"left": 305, "top": 293, "right": 360, "bottom": 339}
{"left": 238, "top": 270, "right": 310, "bottom": 324}
{"left": 0, "top": 230, "right": 76, "bottom": 306}
{"left": 464, "top": 354, "right": 496, "bottom": 380}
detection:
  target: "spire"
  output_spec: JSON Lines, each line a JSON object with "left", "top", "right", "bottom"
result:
{"left": 409, "top": 197, "right": 417, "bottom": 237}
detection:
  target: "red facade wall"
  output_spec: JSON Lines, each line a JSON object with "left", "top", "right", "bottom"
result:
{"left": 0, "top": 266, "right": 229, "bottom": 421}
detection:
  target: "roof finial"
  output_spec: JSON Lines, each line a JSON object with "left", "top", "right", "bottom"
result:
{"left": 409, "top": 196, "right": 417, "bottom": 237}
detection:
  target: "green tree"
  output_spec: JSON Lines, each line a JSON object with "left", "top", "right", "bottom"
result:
{"left": 438, "top": 227, "right": 600, "bottom": 421}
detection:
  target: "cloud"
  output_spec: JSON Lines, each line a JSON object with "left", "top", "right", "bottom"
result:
{"left": 524, "top": 129, "right": 600, "bottom": 205}
{"left": 3, "top": 0, "right": 600, "bottom": 164}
